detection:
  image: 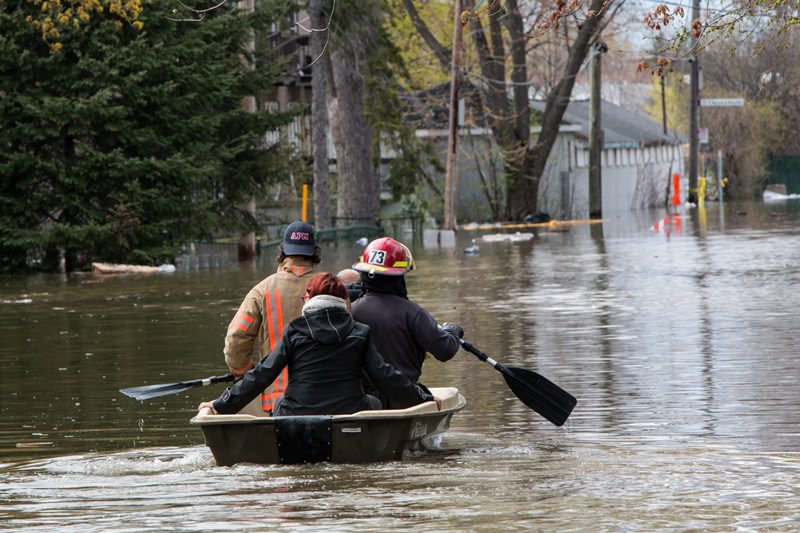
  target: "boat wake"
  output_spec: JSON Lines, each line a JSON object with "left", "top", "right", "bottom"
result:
{"left": 397, "top": 434, "right": 457, "bottom": 461}
{"left": 9, "top": 446, "right": 216, "bottom": 476}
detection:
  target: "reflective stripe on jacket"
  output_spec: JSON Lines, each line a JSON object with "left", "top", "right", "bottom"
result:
{"left": 224, "top": 256, "right": 316, "bottom": 412}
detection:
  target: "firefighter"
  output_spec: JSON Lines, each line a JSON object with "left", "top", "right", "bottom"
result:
{"left": 223, "top": 220, "right": 319, "bottom": 414}
{"left": 351, "top": 237, "right": 463, "bottom": 391}
{"left": 201, "top": 272, "right": 441, "bottom": 415}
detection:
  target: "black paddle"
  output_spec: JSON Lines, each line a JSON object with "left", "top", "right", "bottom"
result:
{"left": 119, "top": 374, "right": 235, "bottom": 401}
{"left": 459, "top": 339, "right": 577, "bottom": 426}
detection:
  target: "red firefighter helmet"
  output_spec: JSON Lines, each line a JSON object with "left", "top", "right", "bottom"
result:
{"left": 352, "top": 237, "right": 411, "bottom": 276}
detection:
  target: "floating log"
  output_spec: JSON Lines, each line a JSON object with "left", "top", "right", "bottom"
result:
{"left": 91, "top": 262, "right": 176, "bottom": 275}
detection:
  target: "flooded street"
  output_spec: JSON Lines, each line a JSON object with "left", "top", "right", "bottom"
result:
{"left": 2, "top": 200, "right": 800, "bottom": 531}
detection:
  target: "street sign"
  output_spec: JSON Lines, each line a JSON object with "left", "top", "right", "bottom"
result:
{"left": 700, "top": 98, "right": 744, "bottom": 107}
{"left": 699, "top": 127, "right": 709, "bottom": 144}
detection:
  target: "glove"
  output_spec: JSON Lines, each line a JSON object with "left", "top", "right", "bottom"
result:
{"left": 440, "top": 322, "right": 464, "bottom": 339}
{"left": 416, "top": 384, "right": 435, "bottom": 403}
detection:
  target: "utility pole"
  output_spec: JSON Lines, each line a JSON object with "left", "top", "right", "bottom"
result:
{"left": 443, "top": 0, "right": 463, "bottom": 231}
{"left": 717, "top": 149, "right": 724, "bottom": 205}
{"left": 660, "top": 73, "right": 667, "bottom": 135}
{"left": 688, "top": 0, "right": 701, "bottom": 204}
{"left": 589, "top": 42, "right": 607, "bottom": 219}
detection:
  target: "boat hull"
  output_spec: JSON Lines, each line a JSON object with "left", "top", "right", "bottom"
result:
{"left": 191, "top": 387, "right": 465, "bottom": 465}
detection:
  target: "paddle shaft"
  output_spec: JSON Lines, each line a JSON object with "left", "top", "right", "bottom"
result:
{"left": 460, "top": 340, "right": 506, "bottom": 371}
{"left": 153, "top": 373, "right": 235, "bottom": 390}
{"left": 188, "top": 374, "right": 236, "bottom": 388}
{"left": 460, "top": 339, "right": 527, "bottom": 388}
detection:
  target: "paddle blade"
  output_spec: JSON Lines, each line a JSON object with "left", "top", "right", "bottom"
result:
{"left": 500, "top": 366, "right": 577, "bottom": 426}
{"left": 119, "top": 381, "right": 195, "bottom": 401}
{"left": 120, "top": 374, "right": 233, "bottom": 401}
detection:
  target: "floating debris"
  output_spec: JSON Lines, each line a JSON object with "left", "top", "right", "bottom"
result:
{"left": 16, "top": 441, "right": 54, "bottom": 448}
{"left": 464, "top": 245, "right": 480, "bottom": 255}
{"left": 481, "top": 232, "right": 534, "bottom": 243}
{"left": 92, "top": 263, "right": 175, "bottom": 275}
{"left": 522, "top": 212, "right": 551, "bottom": 223}
{"left": 2, "top": 298, "right": 32, "bottom": 304}
{"left": 763, "top": 190, "right": 800, "bottom": 202}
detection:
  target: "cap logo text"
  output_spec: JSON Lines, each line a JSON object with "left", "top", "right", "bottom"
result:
{"left": 291, "top": 232, "right": 310, "bottom": 241}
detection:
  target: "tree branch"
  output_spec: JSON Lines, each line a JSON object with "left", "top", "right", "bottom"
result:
{"left": 402, "top": 0, "right": 451, "bottom": 71}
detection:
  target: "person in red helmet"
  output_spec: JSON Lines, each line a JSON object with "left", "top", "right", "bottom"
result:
{"left": 351, "top": 237, "right": 462, "bottom": 402}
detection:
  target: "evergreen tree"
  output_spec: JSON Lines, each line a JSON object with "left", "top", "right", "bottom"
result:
{"left": 0, "top": 1, "right": 294, "bottom": 272}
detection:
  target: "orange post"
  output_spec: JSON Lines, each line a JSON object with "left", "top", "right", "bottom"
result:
{"left": 672, "top": 173, "right": 681, "bottom": 207}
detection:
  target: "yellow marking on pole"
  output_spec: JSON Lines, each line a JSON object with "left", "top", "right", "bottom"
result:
{"left": 302, "top": 184, "right": 308, "bottom": 222}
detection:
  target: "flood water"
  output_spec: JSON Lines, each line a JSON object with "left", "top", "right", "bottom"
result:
{"left": 2, "top": 200, "right": 800, "bottom": 531}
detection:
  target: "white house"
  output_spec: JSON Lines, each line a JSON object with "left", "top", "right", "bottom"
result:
{"left": 399, "top": 83, "right": 686, "bottom": 223}
{"left": 531, "top": 99, "right": 686, "bottom": 220}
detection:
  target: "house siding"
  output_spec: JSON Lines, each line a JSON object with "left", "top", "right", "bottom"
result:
{"left": 539, "top": 135, "right": 685, "bottom": 220}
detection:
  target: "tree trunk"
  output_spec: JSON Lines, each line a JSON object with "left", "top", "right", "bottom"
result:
{"left": 512, "top": 0, "right": 607, "bottom": 219}
{"left": 464, "top": 0, "right": 529, "bottom": 219}
{"left": 238, "top": 0, "right": 256, "bottom": 258}
{"left": 310, "top": 0, "right": 332, "bottom": 229}
{"left": 405, "top": 0, "right": 610, "bottom": 220}
{"left": 328, "top": 20, "right": 379, "bottom": 226}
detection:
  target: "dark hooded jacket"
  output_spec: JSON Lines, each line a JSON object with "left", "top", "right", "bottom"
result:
{"left": 212, "top": 296, "right": 433, "bottom": 416}
{"left": 351, "top": 274, "right": 460, "bottom": 383}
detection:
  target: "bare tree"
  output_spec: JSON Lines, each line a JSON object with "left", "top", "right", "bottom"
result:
{"left": 404, "top": 0, "right": 622, "bottom": 219}
{"left": 701, "top": 32, "right": 800, "bottom": 153}
{"left": 696, "top": 34, "right": 791, "bottom": 197}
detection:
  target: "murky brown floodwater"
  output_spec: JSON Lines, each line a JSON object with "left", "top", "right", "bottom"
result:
{"left": 2, "top": 200, "right": 800, "bottom": 531}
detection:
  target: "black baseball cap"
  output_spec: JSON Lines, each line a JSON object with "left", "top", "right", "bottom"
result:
{"left": 283, "top": 221, "right": 317, "bottom": 256}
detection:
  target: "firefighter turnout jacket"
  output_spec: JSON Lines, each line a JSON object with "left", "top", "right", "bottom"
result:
{"left": 224, "top": 256, "right": 317, "bottom": 412}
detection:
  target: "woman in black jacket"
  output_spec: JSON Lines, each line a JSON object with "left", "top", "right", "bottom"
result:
{"left": 199, "top": 272, "right": 441, "bottom": 416}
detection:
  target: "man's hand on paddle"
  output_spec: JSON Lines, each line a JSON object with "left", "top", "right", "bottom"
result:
{"left": 440, "top": 323, "right": 464, "bottom": 339}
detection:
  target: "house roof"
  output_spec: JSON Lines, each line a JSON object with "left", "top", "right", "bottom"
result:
{"left": 530, "top": 99, "right": 686, "bottom": 147}
{"left": 402, "top": 82, "right": 686, "bottom": 148}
